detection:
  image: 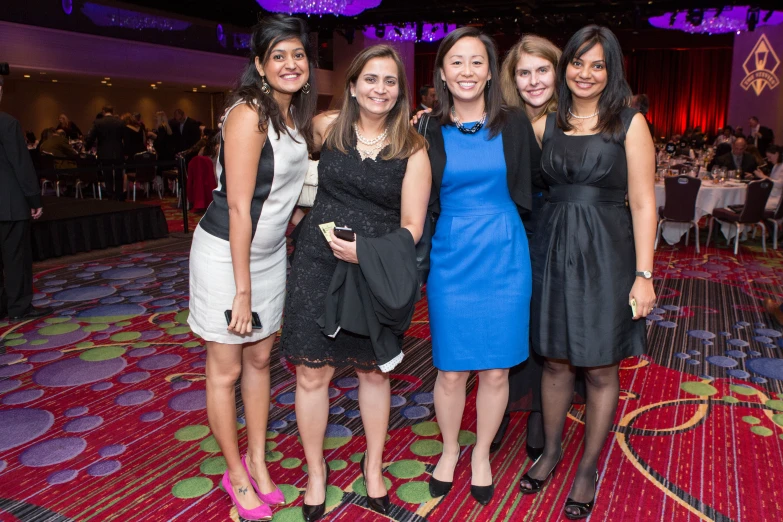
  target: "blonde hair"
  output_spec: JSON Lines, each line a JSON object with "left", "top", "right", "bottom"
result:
{"left": 325, "top": 45, "right": 426, "bottom": 161}
{"left": 500, "top": 34, "right": 561, "bottom": 122}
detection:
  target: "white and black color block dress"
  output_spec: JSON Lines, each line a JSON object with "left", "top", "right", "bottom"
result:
{"left": 188, "top": 101, "right": 308, "bottom": 344}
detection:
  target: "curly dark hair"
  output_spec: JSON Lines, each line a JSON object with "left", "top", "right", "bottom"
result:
{"left": 224, "top": 15, "right": 317, "bottom": 151}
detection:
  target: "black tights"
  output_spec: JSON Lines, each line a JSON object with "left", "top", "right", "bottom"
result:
{"left": 525, "top": 359, "right": 620, "bottom": 513}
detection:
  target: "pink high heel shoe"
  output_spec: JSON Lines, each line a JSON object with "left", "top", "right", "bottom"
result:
{"left": 242, "top": 454, "right": 286, "bottom": 506}
{"left": 221, "top": 470, "right": 273, "bottom": 521}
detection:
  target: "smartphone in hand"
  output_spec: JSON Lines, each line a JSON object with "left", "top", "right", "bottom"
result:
{"left": 224, "top": 310, "right": 263, "bottom": 329}
{"left": 333, "top": 226, "right": 356, "bottom": 242}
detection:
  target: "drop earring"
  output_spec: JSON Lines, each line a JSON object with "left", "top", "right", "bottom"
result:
{"left": 301, "top": 82, "right": 311, "bottom": 94}
{"left": 261, "top": 76, "right": 271, "bottom": 95}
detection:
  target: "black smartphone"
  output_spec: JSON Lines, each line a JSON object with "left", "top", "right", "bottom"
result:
{"left": 224, "top": 310, "right": 263, "bottom": 329}
{"left": 333, "top": 226, "right": 356, "bottom": 242}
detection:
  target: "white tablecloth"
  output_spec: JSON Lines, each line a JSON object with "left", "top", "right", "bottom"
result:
{"left": 654, "top": 181, "right": 747, "bottom": 244}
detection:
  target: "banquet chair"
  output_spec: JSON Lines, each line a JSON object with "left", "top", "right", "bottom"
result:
{"left": 763, "top": 196, "right": 783, "bottom": 250}
{"left": 74, "top": 155, "right": 102, "bottom": 199}
{"left": 38, "top": 152, "right": 64, "bottom": 197}
{"left": 706, "top": 180, "right": 773, "bottom": 254}
{"left": 186, "top": 155, "right": 217, "bottom": 212}
{"left": 655, "top": 175, "right": 701, "bottom": 252}
{"left": 128, "top": 152, "right": 160, "bottom": 201}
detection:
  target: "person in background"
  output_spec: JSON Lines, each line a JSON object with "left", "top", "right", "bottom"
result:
{"left": 630, "top": 93, "right": 654, "bottom": 138}
{"left": 751, "top": 144, "right": 783, "bottom": 210}
{"left": 56, "top": 113, "right": 82, "bottom": 140}
{"left": 150, "top": 111, "right": 175, "bottom": 162}
{"left": 84, "top": 105, "right": 126, "bottom": 200}
{"left": 40, "top": 128, "right": 79, "bottom": 158}
{"left": 709, "top": 136, "right": 758, "bottom": 174}
{"left": 522, "top": 25, "right": 655, "bottom": 520}
{"left": 714, "top": 125, "right": 735, "bottom": 146}
{"left": 417, "top": 84, "right": 437, "bottom": 112}
{"left": 747, "top": 116, "right": 774, "bottom": 155}
{"left": 0, "top": 75, "right": 51, "bottom": 321}
{"left": 25, "top": 131, "right": 39, "bottom": 150}
{"left": 170, "top": 108, "right": 202, "bottom": 153}
{"left": 122, "top": 113, "right": 146, "bottom": 159}
{"left": 133, "top": 112, "right": 147, "bottom": 138}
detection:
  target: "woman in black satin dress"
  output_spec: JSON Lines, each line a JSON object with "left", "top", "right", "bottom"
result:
{"left": 520, "top": 26, "right": 656, "bottom": 520}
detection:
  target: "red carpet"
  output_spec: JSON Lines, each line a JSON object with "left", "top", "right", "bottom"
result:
{"left": 1, "top": 233, "right": 783, "bottom": 521}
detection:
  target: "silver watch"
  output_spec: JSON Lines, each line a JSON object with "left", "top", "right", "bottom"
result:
{"left": 635, "top": 270, "right": 652, "bottom": 279}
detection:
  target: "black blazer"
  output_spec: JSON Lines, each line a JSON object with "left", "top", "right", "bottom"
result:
{"left": 748, "top": 126, "right": 774, "bottom": 155}
{"left": 170, "top": 117, "right": 202, "bottom": 153}
{"left": 417, "top": 108, "right": 543, "bottom": 215}
{"left": 84, "top": 115, "right": 126, "bottom": 161}
{"left": 0, "top": 112, "right": 42, "bottom": 221}
{"left": 710, "top": 151, "right": 759, "bottom": 174}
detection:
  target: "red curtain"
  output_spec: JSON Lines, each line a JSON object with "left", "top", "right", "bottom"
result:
{"left": 414, "top": 51, "right": 437, "bottom": 108}
{"left": 626, "top": 48, "right": 732, "bottom": 140}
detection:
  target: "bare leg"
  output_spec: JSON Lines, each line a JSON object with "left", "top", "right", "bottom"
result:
{"left": 242, "top": 334, "right": 278, "bottom": 494}
{"left": 472, "top": 369, "right": 509, "bottom": 486}
{"left": 565, "top": 364, "right": 619, "bottom": 515}
{"left": 521, "top": 358, "right": 575, "bottom": 488}
{"left": 205, "top": 341, "right": 261, "bottom": 510}
{"left": 291, "top": 207, "right": 306, "bottom": 227}
{"left": 295, "top": 364, "right": 335, "bottom": 506}
{"left": 357, "top": 369, "right": 390, "bottom": 498}
{"left": 432, "top": 370, "right": 469, "bottom": 482}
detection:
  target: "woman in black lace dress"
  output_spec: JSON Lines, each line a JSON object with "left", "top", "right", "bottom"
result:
{"left": 279, "top": 45, "right": 431, "bottom": 521}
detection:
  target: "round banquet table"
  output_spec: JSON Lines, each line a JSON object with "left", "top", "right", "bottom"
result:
{"left": 654, "top": 181, "right": 747, "bottom": 245}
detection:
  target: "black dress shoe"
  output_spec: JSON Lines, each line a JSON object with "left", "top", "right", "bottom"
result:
{"left": 470, "top": 483, "right": 494, "bottom": 506}
{"left": 302, "top": 458, "right": 330, "bottom": 522}
{"left": 563, "top": 472, "right": 599, "bottom": 520}
{"left": 360, "top": 452, "right": 390, "bottom": 514}
{"left": 9, "top": 306, "right": 53, "bottom": 321}
{"left": 489, "top": 413, "right": 511, "bottom": 454}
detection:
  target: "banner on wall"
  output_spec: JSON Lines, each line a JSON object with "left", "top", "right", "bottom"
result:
{"left": 728, "top": 27, "right": 783, "bottom": 144}
{"left": 741, "top": 34, "right": 780, "bottom": 95}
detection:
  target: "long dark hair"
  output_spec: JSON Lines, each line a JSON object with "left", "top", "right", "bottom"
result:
{"left": 556, "top": 25, "right": 631, "bottom": 143}
{"left": 431, "top": 26, "right": 506, "bottom": 138}
{"left": 225, "top": 15, "right": 317, "bottom": 151}
{"left": 326, "top": 45, "right": 425, "bottom": 160}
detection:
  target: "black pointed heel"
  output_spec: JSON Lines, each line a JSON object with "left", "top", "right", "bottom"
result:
{"left": 520, "top": 449, "right": 563, "bottom": 494}
{"left": 302, "top": 458, "right": 330, "bottom": 522}
{"left": 359, "top": 452, "right": 390, "bottom": 515}
{"left": 470, "top": 483, "right": 494, "bottom": 506}
{"left": 563, "top": 472, "right": 599, "bottom": 520}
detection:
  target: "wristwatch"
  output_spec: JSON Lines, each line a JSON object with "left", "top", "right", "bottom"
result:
{"left": 635, "top": 270, "right": 653, "bottom": 279}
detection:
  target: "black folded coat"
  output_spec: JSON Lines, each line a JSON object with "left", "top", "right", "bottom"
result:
{"left": 318, "top": 228, "right": 419, "bottom": 372}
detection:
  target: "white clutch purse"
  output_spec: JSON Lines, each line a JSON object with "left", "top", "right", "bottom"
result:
{"left": 297, "top": 159, "right": 318, "bottom": 207}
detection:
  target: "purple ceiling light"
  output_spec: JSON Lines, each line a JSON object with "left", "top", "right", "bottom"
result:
{"left": 649, "top": 6, "right": 783, "bottom": 35}
{"left": 256, "top": 0, "right": 382, "bottom": 16}
{"left": 363, "top": 23, "right": 457, "bottom": 42}
{"left": 81, "top": 3, "right": 191, "bottom": 31}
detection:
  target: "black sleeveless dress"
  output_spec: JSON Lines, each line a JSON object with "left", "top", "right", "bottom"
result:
{"left": 530, "top": 108, "right": 646, "bottom": 366}
{"left": 280, "top": 145, "right": 408, "bottom": 370}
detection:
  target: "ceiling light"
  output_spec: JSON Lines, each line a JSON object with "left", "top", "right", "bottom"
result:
{"left": 23, "top": 74, "right": 31, "bottom": 78}
{"left": 192, "top": 88, "right": 197, "bottom": 92}
{"left": 101, "top": 80, "right": 107, "bottom": 84}
{"left": 150, "top": 84, "right": 156, "bottom": 87}
{"left": 52, "top": 79, "right": 58, "bottom": 83}
{"left": 201, "top": 85, "right": 206, "bottom": 88}
{"left": 107, "top": 83, "right": 112, "bottom": 86}
{"left": 157, "top": 81, "right": 162, "bottom": 84}
{"left": 40, "top": 71, "right": 47, "bottom": 75}
{"left": 104, "top": 77, "right": 110, "bottom": 80}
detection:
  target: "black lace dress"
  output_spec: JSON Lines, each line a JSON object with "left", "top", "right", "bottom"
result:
{"left": 280, "top": 145, "right": 408, "bottom": 369}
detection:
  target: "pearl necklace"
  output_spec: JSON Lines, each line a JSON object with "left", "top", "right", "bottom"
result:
{"left": 568, "top": 108, "right": 599, "bottom": 119}
{"left": 451, "top": 106, "right": 487, "bottom": 134}
{"left": 354, "top": 123, "right": 388, "bottom": 161}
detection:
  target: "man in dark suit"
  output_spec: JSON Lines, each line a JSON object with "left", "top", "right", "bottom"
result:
{"left": 0, "top": 76, "right": 51, "bottom": 320}
{"left": 747, "top": 116, "right": 774, "bottom": 155}
{"left": 709, "top": 136, "right": 758, "bottom": 174}
{"left": 84, "top": 105, "right": 126, "bottom": 200}
{"left": 416, "top": 84, "right": 436, "bottom": 112}
{"left": 170, "top": 108, "right": 202, "bottom": 153}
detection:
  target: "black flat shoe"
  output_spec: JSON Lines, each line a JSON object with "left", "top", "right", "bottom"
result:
{"left": 520, "top": 449, "right": 563, "bottom": 494}
{"left": 360, "top": 452, "right": 390, "bottom": 515}
{"left": 489, "top": 413, "right": 511, "bottom": 454}
{"left": 563, "top": 472, "right": 599, "bottom": 520}
{"left": 302, "top": 458, "right": 330, "bottom": 522}
{"left": 526, "top": 443, "right": 544, "bottom": 461}
{"left": 470, "top": 483, "right": 494, "bottom": 506}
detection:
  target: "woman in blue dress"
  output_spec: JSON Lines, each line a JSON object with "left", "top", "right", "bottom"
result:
{"left": 418, "top": 26, "right": 540, "bottom": 506}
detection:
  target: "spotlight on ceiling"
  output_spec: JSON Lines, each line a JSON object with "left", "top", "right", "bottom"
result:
{"left": 686, "top": 8, "right": 704, "bottom": 26}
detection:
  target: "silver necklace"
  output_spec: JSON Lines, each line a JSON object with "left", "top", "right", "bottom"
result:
{"left": 354, "top": 123, "right": 388, "bottom": 161}
{"left": 451, "top": 106, "right": 486, "bottom": 134}
{"left": 568, "top": 108, "right": 599, "bottom": 119}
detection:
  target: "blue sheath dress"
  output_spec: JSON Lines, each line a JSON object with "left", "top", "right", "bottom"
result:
{"left": 428, "top": 125, "right": 531, "bottom": 371}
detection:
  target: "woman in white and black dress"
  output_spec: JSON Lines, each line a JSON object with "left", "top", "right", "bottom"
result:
{"left": 187, "top": 15, "right": 316, "bottom": 521}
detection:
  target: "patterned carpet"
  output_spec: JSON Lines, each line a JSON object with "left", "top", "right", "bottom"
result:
{"left": 1, "top": 218, "right": 783, "bottom": 521}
